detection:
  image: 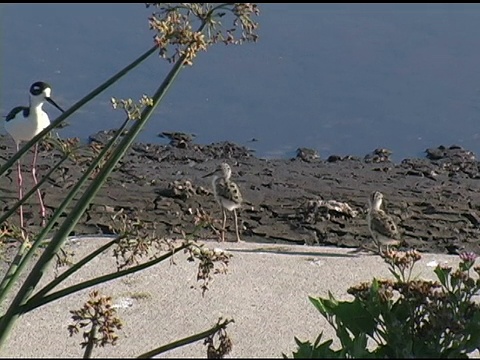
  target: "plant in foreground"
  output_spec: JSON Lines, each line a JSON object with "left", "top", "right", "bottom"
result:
{"left": 287, "top": 250, "right": 480, "bottom": 358}
{"left": 0, "top": 3, "right": 259, "bottom": 357}
{"left": 68, "top": 290, "right": 123, "bottom": 358}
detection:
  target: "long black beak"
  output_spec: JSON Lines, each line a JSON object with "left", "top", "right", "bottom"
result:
{"left": 202, "top": 170, "right": 218, "bottom": 178}
{"left": 46, "top": 97, "right": 65, "bottom": 113}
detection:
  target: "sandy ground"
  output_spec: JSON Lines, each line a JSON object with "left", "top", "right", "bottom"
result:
{"left": 0, "top": 237, "right": 477, "bottom": 358}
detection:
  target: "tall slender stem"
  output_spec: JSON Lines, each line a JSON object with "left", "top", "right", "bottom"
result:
{"left": 136, "top": 318, "right": 234, "bottom": 358}
{"left": 0, "top": 153, "right": 69, "bottom": 226}
{"left": 15, "top": 242, "right": 190, "bottom": 315}
{"left": 0, "top": 45, "right": 157, "bottom": 178}
{"left": 83, "top": 324, "right": 97, "bottom": 359}
{"left": 0, "top": 22, "right": 205, "bottom": 345}
{"left": 0, "top": 118, "right": 129, "bottom": 306}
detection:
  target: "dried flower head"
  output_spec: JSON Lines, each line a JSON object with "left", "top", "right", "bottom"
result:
{"left": 39, "top": 134, "right": 81, "bottom": 165}
{"left": 111, "top": 95, "right": 153, "bottom": 121}
{"left": 193, "top": 208, "right": 221, "bottom": 239}
{"left": 186, "top": 244, "right": 232, "bottom": 295}
{"left": 68, "top": 290, "right": 123, "bottom": 348}
{"left": 204, "top": 318, "right": 234, "bottom": 358}
{"left": 0, "top": 221, "right": 25, "bottom": 243}
{"left": 382, "top": 249, "right": 422, "bottom": 282}
{"left": 147, "top": 3, "right": 259, "bottom": 66}
{"left": 110, "top": 212, "right": 170, "bottom": 270}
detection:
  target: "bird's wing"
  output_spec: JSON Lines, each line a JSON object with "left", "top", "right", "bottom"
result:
{"left": 216, "top": 180, "right": 242, "bottom": 204}
{"left": 227, "top": 181, "right": 242, "bottom": 204}
{"left": 369, "top": 211, "right": 399, "bottom": 238}
{"left": 215, "top": 179, "right": 229, "bottom": 199}
{"left": 6, "top": 106, "right": 29, "bottom": 122}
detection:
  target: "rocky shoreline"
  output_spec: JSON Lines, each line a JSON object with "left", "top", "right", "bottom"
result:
{"left": 2, "top": 130, "right": 480, "bottom": 255}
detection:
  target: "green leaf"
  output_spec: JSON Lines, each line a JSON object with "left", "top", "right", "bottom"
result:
{"left": 434, "top": 266, "right": 448, "bottom": 288}
{"left": 333, "top": 298, "right": 377, "bottom": 337}
{"left": 309, "top": 294, "right": 377, "bottom": 338}
{"left": 462, "top": 310, "right": 480, "bottom": 353}
{"left": 309, "top": 295, "right": 330, "bottom": 317}
{"left": 290, "top": 333, "right": 342, "bottom": 359}
{"left": 349, "top": 333, "right": 373, "bottom": 358}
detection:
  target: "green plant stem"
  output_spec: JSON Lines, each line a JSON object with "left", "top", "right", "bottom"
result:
{"left": 0, "top": 8, "right": 216, "bottom": 347}
{"left": 28, "top": 236, "right": 122, "bottom": 303}
{"left": 14, "top": 242, "right": 191, "bottom": 316}
{"left": 0, "top": 154, "right": 68, "bottom": 295}
{"left": 0, "top": 153, "right": 69, "bottom": 227}
{"left": 83, "top": 324, "right": 97, "bottom": 359}
{"left": 0, "top": 118, "right": 129, "bottom": 306}
{"left": 136, "top": 318, "right": 234, "bottom": 358}
{"left": 0, "top": 18, "right": 206, "bottom": 332}
{"left": 0, "top": 45, "right": 157, "bottom": 178}
{"left": 0, "top": 45, "right": 158, "bottom": 304}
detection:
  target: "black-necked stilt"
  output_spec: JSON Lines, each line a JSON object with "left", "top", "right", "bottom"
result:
{"left": 203, "top": 162, "right": 243, "bottom": 242}
{"left": 4, "top": 81, "right": 64, "bottom": 229}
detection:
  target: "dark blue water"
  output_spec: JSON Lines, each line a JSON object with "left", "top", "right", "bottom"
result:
{"left": 2, "top": 4, "right": 480, "bottom": 162}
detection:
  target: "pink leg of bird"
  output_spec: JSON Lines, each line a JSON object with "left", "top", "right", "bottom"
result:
{"left": 31, "top": 143, "right": 46, "bottom": 226}
{"left": 15, "top": 143, "right": 24, "bottom": 230}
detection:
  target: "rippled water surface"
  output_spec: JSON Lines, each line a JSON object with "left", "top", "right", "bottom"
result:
{"left": 2, "top": 4, "right": 480, "bottom": 161}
